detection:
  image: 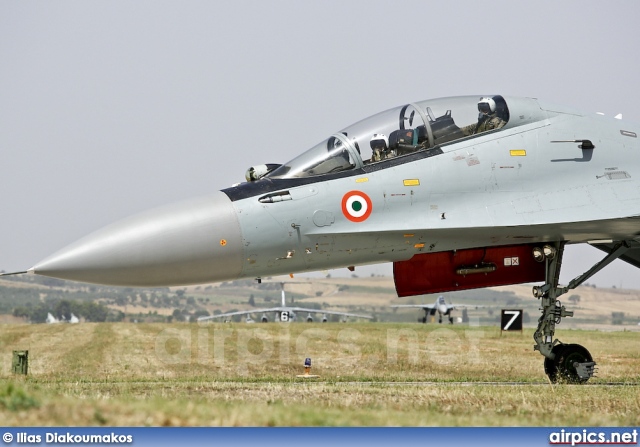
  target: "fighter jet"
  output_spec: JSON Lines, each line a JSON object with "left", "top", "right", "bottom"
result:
{"left": 45, "top": 312, "right": 60, "bottom": 324}
{"left": 5, "top": 94, "right": 640, "bottom": 383}
{"left": 198, "top": 282, "right": 371, "bottom": 323}
{"left": 391, "top": 295, "right": 481, "bottom": 324}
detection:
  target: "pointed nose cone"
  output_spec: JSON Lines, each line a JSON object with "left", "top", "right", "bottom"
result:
{"left": 32, "top": 192, "right": 243, "bottom": 287}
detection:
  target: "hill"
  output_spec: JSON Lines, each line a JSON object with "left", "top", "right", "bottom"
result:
{"left": 1, "top": 274, "right": 639, "bottom": 329}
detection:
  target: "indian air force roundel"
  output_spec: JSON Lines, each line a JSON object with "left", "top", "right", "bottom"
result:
{"left": 341, "top": 191, "right": 373, "bottom": 222}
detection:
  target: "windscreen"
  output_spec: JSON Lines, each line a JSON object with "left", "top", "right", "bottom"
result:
{"left": 267, "top": 96, "right": 510, "bottom": 179}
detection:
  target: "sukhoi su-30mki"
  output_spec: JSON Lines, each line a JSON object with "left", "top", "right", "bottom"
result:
{"left": 5, "top": 94, "right": 640, "bottom": 383}
{"left": 391, "top": 295, "right": 482, "bottom": 324}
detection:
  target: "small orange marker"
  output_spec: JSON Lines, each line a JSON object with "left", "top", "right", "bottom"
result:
{"left": 296, "top": 357, "right": 319, "bottom": 379}
{"left": 220, "top": 239, "right": 227, "bottom": 246}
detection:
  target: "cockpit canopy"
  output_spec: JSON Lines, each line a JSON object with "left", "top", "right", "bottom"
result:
{"left": 266, "top": 95, "right": 511, "bottom": 179}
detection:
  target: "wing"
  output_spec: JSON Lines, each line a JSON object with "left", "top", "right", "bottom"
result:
{"left": 198, "top": 306, "right": 372, "bottom": 321}
{"left": 198, "top": 307, "right": 287, "bottom": 321}
{"left": 287, "top": 307, "right": 372, "bottom": 319}
{"left": 390, "top": 304, "right": 437, "bottom": 310}
{"left": 447, "top": 303, "right": 484, "bottom": 311}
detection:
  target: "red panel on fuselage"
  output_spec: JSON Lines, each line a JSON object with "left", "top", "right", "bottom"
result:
{"left": 393, "top": 243, "right": 546, "bottom": 297}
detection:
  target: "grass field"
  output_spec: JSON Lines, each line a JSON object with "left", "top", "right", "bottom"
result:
{"left": 0, "top": 322, "right": 638, "bottom": 426}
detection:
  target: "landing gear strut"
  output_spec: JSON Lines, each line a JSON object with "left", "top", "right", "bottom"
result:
{"left": 532, "top": 241, "right": 633, "bottom": 383}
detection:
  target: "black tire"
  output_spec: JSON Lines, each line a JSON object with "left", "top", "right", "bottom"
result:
{"left": 545, "top": 343, "right": 593, "bottom": 384}
{"left": 544, "top": 344, "right": 563, "bottom": 383}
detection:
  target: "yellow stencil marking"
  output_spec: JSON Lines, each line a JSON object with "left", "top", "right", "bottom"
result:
{"left": 414, "top": 243, "right": 425, "bottom": 248}
{"left": 510, "top": 150, "right": 526, "bottom": 156}
{"left": 403, "top": 179, "right": 420, "bottom": 186}
{"left": 356, "top": 177, "right": 369, "bottom": 183}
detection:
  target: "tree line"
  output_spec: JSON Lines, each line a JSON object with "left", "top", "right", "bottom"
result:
{"left": 12, "top": 298, "right": 117, "bottom": 323}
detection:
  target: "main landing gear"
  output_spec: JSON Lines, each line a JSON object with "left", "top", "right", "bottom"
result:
{"left": 420, "top": 313, "right": 453, "bottom": 324}
{"left": 531, "top": 241, "right": 633, "bottom": 383}
{"left": 419, "top": 311, "right": 453, "bottom": 325}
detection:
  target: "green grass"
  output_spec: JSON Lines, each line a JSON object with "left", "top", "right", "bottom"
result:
{"left": 0, "top": 322, "right": 638, "bottom": 426}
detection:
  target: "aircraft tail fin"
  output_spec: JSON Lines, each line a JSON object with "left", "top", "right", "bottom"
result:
{"left": 281, "top": 282, "right": 286, "bottom": 306}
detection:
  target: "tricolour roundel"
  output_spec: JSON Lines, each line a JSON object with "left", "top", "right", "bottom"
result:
{"left": 341, "top": 190, "right": 373, "bottom": 223}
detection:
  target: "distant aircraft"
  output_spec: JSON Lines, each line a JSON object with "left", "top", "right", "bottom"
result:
{"left": 7, "top": 94, "right": 638, "bottom": 382}
{"left": 391, "top": 295, "right": 481, "bottom": 324}
{"left": 198, "top": 282, "right": 372, "bottom": 323}
{"left": 45, "top": 312, "right": 79, "bottom": 324}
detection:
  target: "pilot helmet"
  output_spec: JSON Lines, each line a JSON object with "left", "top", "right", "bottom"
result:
{"left": 478, "top": 97, "right": 496, "bottom": 115}
{"left": 370, "top": 133, "right": 389, "bottom": 151}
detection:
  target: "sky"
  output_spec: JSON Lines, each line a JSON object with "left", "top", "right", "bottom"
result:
{"left": 1, "top": 0, "right": 640, "bottom": 288}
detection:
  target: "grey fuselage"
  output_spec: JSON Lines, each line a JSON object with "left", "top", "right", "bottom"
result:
{"left": 31, "top": 95, "right": 640, "bottom": 287}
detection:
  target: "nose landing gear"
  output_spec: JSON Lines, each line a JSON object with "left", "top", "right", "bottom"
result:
{"left": 532, "top": 241, "right": 634, "bottom": 383}
{"left": 530, "top": 241, "right": 635, "bottom": 383}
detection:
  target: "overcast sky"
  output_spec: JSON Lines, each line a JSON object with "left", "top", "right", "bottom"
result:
{"left": 2, "top": 1, "right": 640, "bottom": 288}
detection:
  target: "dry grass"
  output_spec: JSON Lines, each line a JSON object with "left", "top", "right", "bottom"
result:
{"left": 0, "top": 322, "right": 638, "bottom": 426}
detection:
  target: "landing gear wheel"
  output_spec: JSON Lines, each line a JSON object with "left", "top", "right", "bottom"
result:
{"left": 543, "top": 344, "right": 564, "bottom": 383}
{"left": 544, "top": 343, "right": 594, "bottom": 384}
